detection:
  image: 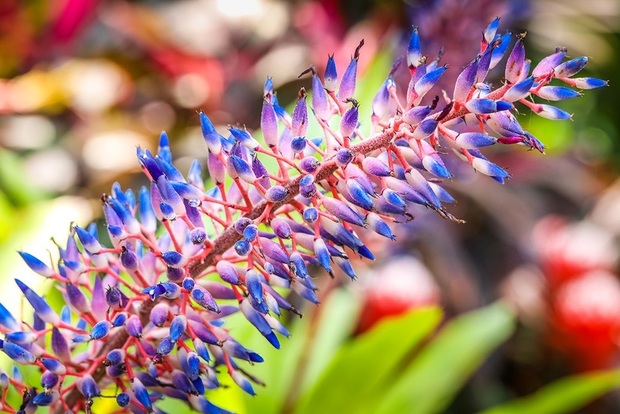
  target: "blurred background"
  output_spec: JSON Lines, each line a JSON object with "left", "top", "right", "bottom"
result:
{"left": 1, "top": 0, "right": 620, "bottom": 412}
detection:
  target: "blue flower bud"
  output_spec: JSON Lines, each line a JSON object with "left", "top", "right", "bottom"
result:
{"left": 422, "top": 155, "right": 450, "bottom": 179}
{"left": 1, "top": 341, "right": 36, "bottom": 364}
{"left": 157, "top": 335, "right": 175, "bottom": 356}
{"left": 303, "top": 207, "right": 319, "bottom": 223}
{"left": 15, "top": 279, "right": 60, "bottom": 325}
{"left": 33, "top": 391, "right": 60, "bottom": 407}
{"left": 147, "top": 303, "right": 167, "bottom": 327}
{"left": 483, "top": 17, "right": 500, "bottom": 44}
{"left": 229, "top": 127, "right": 259, "bottom": 150}
{"left": 503, "top": 76, "right": 534, "bottom": 102}
{"left": 245, "top": 269, "right": 265, "bottom": 304}
{"left": 116, "top": 392, "right": 130, "bottom": 407}
{"left": 571, "top": 77, "right": 608, "bottom": 89}
{"left": 338, "top": 40, "right": 364, "bottom": 101}
{"left": 506, "top": 36, "right": 526, "bottom": 83}
{"left": 162, "top": 251, "right": 187, "bottom": 268}
{"left": 407, "top": 26, "right": 422, "bottom": 68}
{"left": 90, "top": 320, "right": 112, "bottom": 340}
{"left": 533, "top": 104, "right": 572, "bottom": 120}
{"left": 234, "top": 239, "right": 252, "bottom": 256}
{"left": 104, "top": 349, "right": 125, "bottom": 367}
{"left": 453, "top": 58, "right": 478, "bottom": 102}
{"left": 344, "top": 179, "right": 374, "bottom": 211}
{"left": 536, "top": 85, "right": 581, "bottom": 101}
{"left": 300, "top": 156, "right": 319, "bottom": 173}
{"left": 126, "top": 315, "right": 143, "bottom": 338}
{"left": 199, "top": 112, "right": 223, "bottom": 154}
{"left": 322, "top": 197, "right": 365, "bottom": 227}
{"left": 258, "top": 237, "right": 290, "bottom": 263}
{"left": 230, "top": 155, "right": 257, "bottom": 184}
{"left": 300, "top": 184, "right": 317, "bottom": 198}
{"left": 490, "top": 32, "right": 512, "bottom": 69}
{"left": 324, "top": 54, "right": 338, "bottom": 92}
{"left": 131, "top": 377, "right": 153, "bottom": 411}
{"left": 414, "top": 66, "right": 447, "bottom": 100}
{"left": 405, "top": 168, "right": 442, "bottom": 209}
{"left": 291, "top": 136, "right": 307, "bottom": 153}
{"left": 455, "top": 132, "right": 496, "bottom": 149}
{"left": 311, "top": 71, "right": 330, "bottom": 121}
{"left": 313, "top": 238, "right": 332, "bottom": 274}
{"left": 182, "top": 277, "right": 195, "bottom": 291}
{"left": 532, "top": 49, "right": 566, "bottom": 78}
{"left": 471, "top": 157, "right": 510, "bottom": 183}
{"left": 137, "top": 147, "right": 164, "bottom": 181}
{"left": 340, "top": 101, "right": 359, "bottom": 137}
{"left": 40, "top": 358, "right": 66, "bottom": 375}
{"left": 193, "top": 338, "right": 211, "bottom": 362}
{"left": 291, "top": 88, "right": 309, "bottom": 138}
{"left": 169, "top": 315, "right": 187, "bottom": 342}
{"left": 80, "top": 374, "right": 101, "bottom": 399}
{"left": 191, "top": 286, "right": 220, "bottom": 313}
{"left": 18, "top": 251, "right": 54, "bottom": 278}
{"left": 0, "top": 303, "right": 20, "bottom": 331}
{"left": 41, "top": 370, "right": 59, "bottom": 389}
{"left": 265, "top": 185, "right": 289, "bottom": 203}
{"left": 336, "top": 148, "right": 354, "bottom": 167}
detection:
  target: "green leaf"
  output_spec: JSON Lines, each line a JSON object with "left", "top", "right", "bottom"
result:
{"left": 481, "top": 370, "right": 620, "bottom": 414}
{"left": 294, "top": 306, "right": 443, "bottom": 414}
{"left": 375, "top": 302, "right": 515, "bottom": 414}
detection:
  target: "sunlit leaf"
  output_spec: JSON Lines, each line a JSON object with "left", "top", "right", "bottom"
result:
{"left": 482, "top": 370, "right": 620, "bottom": 414}
{"left": 375, "top": 302, "right": 515, "bottom": 414}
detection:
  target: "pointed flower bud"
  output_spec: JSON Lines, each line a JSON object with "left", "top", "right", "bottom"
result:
{"left": 324, "top": 54, "right": 338, "bottom": 92}
{"left": 291, "top": 88, "right": 309, "bottom": 138}
{"left": 454, "top": 58, "right": 478, "bottom": 101}
{"left": 536, "top": 86, "right": 581, "bottom": 101}
{"left": 338, "top": 40, "right": 364, "bottom": 101}
{"left": 570, "top": 77, "right": 608, "bottom": 89}
{"left": 80, "top": 374, "right": 101, "bottom": 399}
{"left": 15, "top": 279, "right": 60, "bottom": 325}
{"left": 191, "top": 286, "right": 220, "bottom": 313}
{"left": 503, "top": 76, "right": 534, "bottom": 102}
{"left": 455, "top": 132, "right": 496, "bottom": 149}
{"left": 258, "top": 237, "right": 290, "bottom": 264}
{"left": 1, "top": 341, "right": 36, "bottom": 364}
{"left": 131, "top": 377, "right": 153, "bottom": 411}
{"left": 340, "top": 100, "right": 359, "bottom": 137}
{"left": 505, "top": 37, "right": 526, "bottom": 83}
{"left": 230, "top": 155, "right": 257, "bottom": 184}
{"left": 216, "top": 261, "right": 241, "bottom": 285}
{"left": 199, "top": 112, "right": 223, "bottom": 154}
{"left": 229, "top": 127, "right": 260, "bottom": 150}
{"left": 169, "top": 315, "right": 187, "bottom": 342}
{"left": 0, "top": 303, "right": 20, "bottom": 331}
{"left": 18, "top": 251, "right": 54, "bottom": 277}
{"left": 532, "top": 49, "right": 567, "bottom": 78}
{"left": 126, "top": 315, "right": 143, "bottom": 338}
{"left": 90, "top": 320, "right": 112, "bottom": 340}
{"left": 261, "top": 100, "right": 279, "bottom": 147}
{"left": 149, "top": 303, "right": 169, "bottom": 326}
{"left": 471, "top": 157, "right": 510, "bottom": 183}
{"left": 407, "top": 26, "right": 422, "bottom": 68}
{"left": 265, "top": 185, "right": 289, "bottom": 202}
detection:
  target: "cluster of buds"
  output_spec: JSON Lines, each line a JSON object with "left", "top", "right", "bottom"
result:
{"left": 0, "top": 19, "right": 606, "bottom": 413}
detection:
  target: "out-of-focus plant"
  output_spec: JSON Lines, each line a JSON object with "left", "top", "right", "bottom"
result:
{"left": 0, "top": 13, "right": 608, "bottom": 412}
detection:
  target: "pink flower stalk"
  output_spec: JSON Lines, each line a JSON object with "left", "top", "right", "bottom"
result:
{"left": 0, "top": 20, "right": 606, "bottom": 413}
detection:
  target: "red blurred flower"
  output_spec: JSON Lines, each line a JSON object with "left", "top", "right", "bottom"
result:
{"left": 356, "top": 257, "right": 440, "bottom": 334}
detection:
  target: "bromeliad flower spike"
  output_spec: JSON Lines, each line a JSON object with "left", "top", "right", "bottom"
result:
{"left": 0, "top": 20, "right": 606, "bottom": 413}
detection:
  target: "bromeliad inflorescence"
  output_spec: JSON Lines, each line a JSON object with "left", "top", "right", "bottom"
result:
{"left": 0, "top": 19, "right": 606, "bottom": 413}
